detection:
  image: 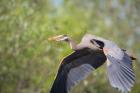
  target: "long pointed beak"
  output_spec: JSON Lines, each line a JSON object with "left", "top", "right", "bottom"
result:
{"left": 48, "top": 36, "right": 57, "bottom": 41}
{"left": 48, "top": 35, "right": 64, "bottom": 41}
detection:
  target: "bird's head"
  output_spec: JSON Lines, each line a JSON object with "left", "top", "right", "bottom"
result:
{"left": 48, "top": 35, "right": 70, "bottom": 42}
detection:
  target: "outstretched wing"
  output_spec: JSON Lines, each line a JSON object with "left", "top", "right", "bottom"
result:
{"left": 106, "top": 50, "right": 135, "bottom": 93}
{"left": 50, "top": 48, "right": 106, "bottom": 93}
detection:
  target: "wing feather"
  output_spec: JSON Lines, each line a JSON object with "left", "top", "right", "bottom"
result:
{"left": 50, "top": 49, "right": 106, "bottom": 93}
{"left": 67, "top": 64, "right": 94, "bottom": 91}
{"left": 106, "top": 52, "right": 135, "bottom": 93}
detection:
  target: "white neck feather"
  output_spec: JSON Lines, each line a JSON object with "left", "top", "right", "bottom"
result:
{"left": 68, "top": 38, "right": 78, "bottom": 50}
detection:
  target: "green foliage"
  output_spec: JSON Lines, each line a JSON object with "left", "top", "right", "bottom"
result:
{"left": 0, "top": 0, "right": 140, "bottom": 93}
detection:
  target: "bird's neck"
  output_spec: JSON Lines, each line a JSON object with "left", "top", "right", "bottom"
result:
{"left": 68, "top": 38, "right": 78, "bottom": 50}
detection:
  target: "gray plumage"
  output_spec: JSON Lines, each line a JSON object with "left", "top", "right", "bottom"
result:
{"left": 90, "top": 34, "right": 135, "bottom": 93}
{"left": 67, "top": 64, "right": 94, "bottom": 91}
{"left": 49, "top": 34, "right": 136, "bottom": 93}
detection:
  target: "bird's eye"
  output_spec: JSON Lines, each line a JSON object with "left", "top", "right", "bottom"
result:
{"left": 65, "top": 38, "right": 69, "bottom": 41}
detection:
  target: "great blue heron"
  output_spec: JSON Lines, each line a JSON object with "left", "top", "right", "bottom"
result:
{"left": 48, "top": 34, "right": 136, "bottom": 93}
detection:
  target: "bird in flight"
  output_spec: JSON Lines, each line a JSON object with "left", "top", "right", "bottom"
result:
{"left": 48, "top": 34, "right": 136, "bottom": 93}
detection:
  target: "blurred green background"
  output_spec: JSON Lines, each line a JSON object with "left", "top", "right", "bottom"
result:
{"left": 0, "top": 0, "right": 140, "bottom": 93}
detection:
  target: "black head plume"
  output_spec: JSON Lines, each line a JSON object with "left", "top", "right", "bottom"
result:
{"left": 90, "top": 39, "right": 105, "bottom": 49}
